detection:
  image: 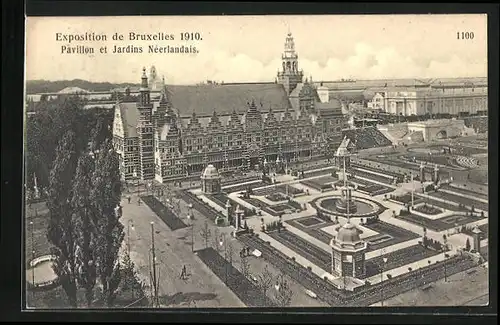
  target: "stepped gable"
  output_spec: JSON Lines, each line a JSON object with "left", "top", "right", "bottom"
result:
{"left": 184, "top": 111, "right": 203, "bottom": 133}
{"left": 164, "top": 82, "right": 292, "bottom": 117}
{"left": 280, "top": 105, "right": 295, "bottom": 127}
{"left": 243, "top": 99, "right": 264, "bottom": 130}
{"left": 227, "top": 109, "right": 244, "bottom": 131}
{"left": 159, "top": 121, "right": 179, "bottom": 140}
{"left": 207, "top": 109, "right": 223, "bottom": 132}
{"left": 264, "top": 106, "right": 278, "bottom": 127}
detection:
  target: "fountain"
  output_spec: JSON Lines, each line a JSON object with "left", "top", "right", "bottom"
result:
{"left": 310, "top": 139, "right": 385, "bottom": 219}
{"left": 335, "top": 137, "right": 357, "bottom": 214}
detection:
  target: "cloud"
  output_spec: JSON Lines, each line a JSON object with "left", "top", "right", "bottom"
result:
{"left": 143, "top": 42, "right": 486, "bottom": 84}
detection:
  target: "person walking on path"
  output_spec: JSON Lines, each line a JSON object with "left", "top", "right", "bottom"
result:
{"left": 180, "top": 265, "right": 187, "bottom": 279}
{"left": 128, "top": 196, "right": 131, "bottom": 204}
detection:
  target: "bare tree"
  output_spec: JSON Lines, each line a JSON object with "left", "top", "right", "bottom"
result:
{"left": 199, "top": 220, "right": 211, "bottom": 249}
{"left": 240, "top": 255, "right": 251, "bottom": 280}
{"left": 274, "top": 274, "right": 294, "bottom": 307}
{"left": 256, "top": 265, "right": 274, "bottom": 306}
{"left": 226, "top": 242, "right": 235, "bottom": 266}
{"left": 213, "top": 228, "right": 221, "bottom": 253}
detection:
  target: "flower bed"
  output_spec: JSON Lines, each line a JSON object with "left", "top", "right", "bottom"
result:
{"left": 413, "top": 204, "right": 443, "bottom": 215}
{"left": 265, "top": 192, "right": 288, "bottom": 202}
{"left": 196, "top": 247, "right": 274, "bottom": 307}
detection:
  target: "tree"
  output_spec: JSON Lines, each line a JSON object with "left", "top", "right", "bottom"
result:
{"left": 240, "top": 255, "right": 251, "bottom": 280}
{"left": 226, "top": 242, "right": 235, "bottom": 268}
{"left": 71, "top": 153, "right": 97, "bottom": 307}
{"left": 25, "top": 96, "right": 94, "bottom": 190}
{"left": 213, "top": 228, "right": 221, "bottom": 254}
{"left": 89, "top": 113, "right": 112, "bottom": 154}
{"left": 199, "top": 220, "right": 211, "bottom": 249}
{"left": 46, "top": 130, "right": 79, "bottom": 307}
{"left": 274, "top": 275, "right": 293, "bottom": 307}
{"left": 120, "top": 252, "right": 145, "bottom": 302}
{"left": 256, "top": 265, "right": 274, "bottom": 306}
{"left": 90, "top": 140, "right": 125, "bottom": 307}
{"left": 465, "top": 238, "right": 471, "bottom": 251}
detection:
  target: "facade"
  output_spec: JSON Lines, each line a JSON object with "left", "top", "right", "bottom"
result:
{"left": 330, "top": 222, "right": 368, "bottom": 279}
{"left": 112, "top": 33, "right": 346, "bottom": 183}
{"left": 406, "top": 119, "right": 467, "bottom": 142}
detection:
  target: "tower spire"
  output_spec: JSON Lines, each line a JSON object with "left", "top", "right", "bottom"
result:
{"left": 277, "top": 31, "right": 303, "bottom": 95}
{"left": 141, "top": 67, "right": 148, "bottom": 89}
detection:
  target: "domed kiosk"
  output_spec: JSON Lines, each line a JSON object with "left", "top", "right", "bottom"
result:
{"left": 201, "top": 164, "right": 221, "bottom": 194}
{"left": 330, "top": 221, "right": 368, "bottom": 279}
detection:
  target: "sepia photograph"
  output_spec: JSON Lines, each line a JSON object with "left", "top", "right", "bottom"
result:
{"left": 24, "top": 14, "right": 489, "bottom": 309}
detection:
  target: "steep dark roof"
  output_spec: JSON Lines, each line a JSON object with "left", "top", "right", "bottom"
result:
{"left": 118, "top": 102, "right": 139, "bottom": 137}
{"left": 316, "top": 98, "right": 342, "bottom": 112}
{"left": 164, "top": 83, "right": 292, "bottom": 117}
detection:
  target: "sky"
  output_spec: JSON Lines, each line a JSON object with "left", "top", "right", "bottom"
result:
{"left": 26, "top": 15, "right": 487, "bottom": 84}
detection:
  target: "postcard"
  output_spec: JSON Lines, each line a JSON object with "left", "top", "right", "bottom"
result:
{"left": 24, "top": 14, "right": 488, "bottom": 309}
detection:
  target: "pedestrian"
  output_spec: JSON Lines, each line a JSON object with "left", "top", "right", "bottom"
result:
{"left": 180, "top": 265, "right": 187, "bottom": 279}
{"left": 128, "top": 196, "right": 131, "bottom": 204}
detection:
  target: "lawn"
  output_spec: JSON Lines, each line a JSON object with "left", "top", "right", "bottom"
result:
{"left": 196, "top": 247, "right": 273, "bottom": 307}
{"left": 365, "top": 244, "right": 442, "bottom": 277}
{"left": 140, "top": 195, "right": 188, "bottom": 231}
{"left": 413, "top": 204, "right": 443, "bottom": 215}
{"left": 363, "top": 221, "right": 420, "bottom": 251}
{"left": 398, "top": 213, "right": 483, "bottom": 232}
{"left": 301, "top": 176, "right": 337, "bottom": 192}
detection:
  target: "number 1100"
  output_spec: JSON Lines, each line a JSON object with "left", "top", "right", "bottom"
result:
{"left": 457, "top": 32, "right": 474, "bottom": 40}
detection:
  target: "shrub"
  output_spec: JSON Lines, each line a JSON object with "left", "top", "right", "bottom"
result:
{"left": 307, "top": 266, "right": 312, "bottom": 271}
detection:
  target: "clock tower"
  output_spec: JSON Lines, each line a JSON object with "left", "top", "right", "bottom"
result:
{"left": 277, "top": 32, "right": 304, "bottom": 95}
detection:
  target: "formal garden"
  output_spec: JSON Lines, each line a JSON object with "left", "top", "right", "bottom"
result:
{"left": 413, "top": 203, "right": 444, "bottom": 215}
{"left": 365, "top": 244, "right": 442, "bottom": 277}
{"left": 397, "top": 213, "right": 484, "bottom": 232}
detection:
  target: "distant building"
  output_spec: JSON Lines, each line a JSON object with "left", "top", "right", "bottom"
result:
{"left": 366, "top": 83, "right": 487, "bottom": 116}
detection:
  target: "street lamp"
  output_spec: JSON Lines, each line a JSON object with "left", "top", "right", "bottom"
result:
{"left": 443, "top": 253, "right": 450, "bottom": 282}
{"left": 410, "top": 172, "right": 415, "bottom": 208}
{"left": 127, "top": 220, "right": 134, "bottom": 256}
{"left": 380, "top": 255, "right": 388, "bottom": 307}
{"left": 219, "top": 234, "right": 228, "bottom": 284}
{"left": 150, "top": 221, "right": 159, "bottom": 307}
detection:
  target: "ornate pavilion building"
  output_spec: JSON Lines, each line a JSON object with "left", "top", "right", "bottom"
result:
{"left": 112, "top": 32, "right": 347, "bottom": 183}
